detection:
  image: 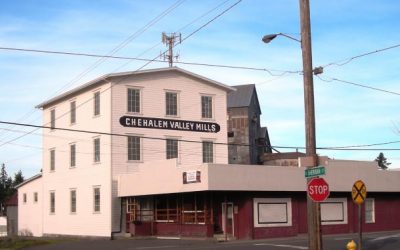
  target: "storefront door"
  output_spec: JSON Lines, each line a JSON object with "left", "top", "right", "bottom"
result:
{"left": 221, "top": 202, "right": 234, "bottom": 236}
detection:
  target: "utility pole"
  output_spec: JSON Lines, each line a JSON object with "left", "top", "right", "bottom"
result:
{"left": 161, "top": 32, "right": 181, "bottom": 67}
{"left": 299, "top": 0, "right": 322, "bottom": 249}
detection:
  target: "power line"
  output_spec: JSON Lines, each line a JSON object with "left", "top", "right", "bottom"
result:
{"left": 2, "top": 120, "right": 400, "bottom": 151}
{"left": 0, "top": 1, "right": 244, "bottom": 149}
{"left": 321, "top": 43, "right": 400, "bottom": 68}
{"left": 0, "top": 46, "right": 295, "bottom": 75}
{"left": 0, "top": 0, "right": 185, "bottom": 141}
{"left": 317, "top": 75, "right": 400, "bottom": 96}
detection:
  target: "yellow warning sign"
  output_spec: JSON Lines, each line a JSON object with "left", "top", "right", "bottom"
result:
{"left": 352, "top": 180, "right": 367, "bottom": 205}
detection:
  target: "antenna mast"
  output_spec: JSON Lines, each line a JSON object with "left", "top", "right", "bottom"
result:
{"left": 161, "top": 32, "right": 181, "bottom": 67}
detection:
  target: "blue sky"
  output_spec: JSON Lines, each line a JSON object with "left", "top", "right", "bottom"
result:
{"left": 1, "top": 0, "right": 400, "bottom": 177}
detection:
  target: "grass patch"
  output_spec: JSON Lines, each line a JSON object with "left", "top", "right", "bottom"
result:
{"left": 0, "top": 237, "right": 62, "bottom": 250}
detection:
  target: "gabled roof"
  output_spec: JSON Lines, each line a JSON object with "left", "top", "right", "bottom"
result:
{"left": 15, "top": 173, "right": 42, "bottom": 189}
{"left": 227, "top": 84, "right": 256, "bottom": 108}
{"left": 36, "top": 67, "right": 236, "bottom": 109}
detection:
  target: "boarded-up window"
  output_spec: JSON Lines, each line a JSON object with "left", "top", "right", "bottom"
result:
{"left": 253, "top": 198, "right": 292, "bottom": 227}
{"left": 321, "top": 198, "right": 348, "bottom": 225}
{"left": 365, "top": 198, "right": 375, "bottom": 223}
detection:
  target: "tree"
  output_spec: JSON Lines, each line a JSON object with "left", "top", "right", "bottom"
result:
{"left": 375, "top": 152, "right": 391, "bottom": 170}
{"left": 13, "top": 170, "right": 24, "bottom": 187}
{"left": 0, "top": 164, "right": 25, "bottom": 215}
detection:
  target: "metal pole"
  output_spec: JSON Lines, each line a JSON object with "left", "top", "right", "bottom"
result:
{"left": 299, "top": 0, "right": 322, "bottom": 249}
{"left": 359, "top": 204, "right": 362, "bottom": 250}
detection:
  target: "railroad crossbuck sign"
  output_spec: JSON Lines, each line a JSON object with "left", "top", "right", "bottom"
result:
{"left": 352, "top": 180, "right": 367, "bottom": 204}
{"left": 307, "top": 177, "right": 330, "bottom": 202}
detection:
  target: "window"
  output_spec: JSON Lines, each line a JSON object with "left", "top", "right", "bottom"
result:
{"left": 365, "top": 198, "right": 375, "bottom": 223}
{"left": 70, "top": 101, "right": 76, "bottom": 124}
{"left": 253, "top": 198, "right": 292, "bottom": 227}
{"left": 128, "top": 136, "right": 140, "bottom": 161}
{"left": 166, "top": 92, "right": 178, "bottom": 116}
{"left": 93, "top": 187, "right": 101, "bottom": 213}
{"left": 94, "top": 91, "right": 100, "bottom": 116}
{"left": 127, "top": 88, "right": 140, "bottom": 113}
{"left": 70, "top": 144, "right": 76, "bottom": 167}
{"left": 93, "top": 138, "right": 100, "bottom": 163}
{"left": 201, "top": 96, "right": 213, "bottom": 119}
{"left": 50, "top": 109, "right": 55, "bottom": 129}
{"left": 50, "top": 191, "right": 55, "bottom": 214}
{"left": 166, "top": 139, "right": 178, "bottom": 159}
{"left": 23, "top": 193, "right": 27, "bottom": 203}
{"left": 70, "top": 189, "right": 77, "bottom": 214}
{"left": 320, "top": 198, "right": 348, "bottom": 225}
{"left": 50, "top": 149, "right": 55, "bottom": 171}
{"left": 34, "top": 192, "right": 38, "bottom": 203}
{"left": 202, "top": 141, "right": 214, "bottom": 163}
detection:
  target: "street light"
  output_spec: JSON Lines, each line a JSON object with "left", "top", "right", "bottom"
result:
{"left": 262, "top": 7, "right": 322, "bottom": 248}
{"left": 262, "top": 33, "right": 301, "bottom": 44}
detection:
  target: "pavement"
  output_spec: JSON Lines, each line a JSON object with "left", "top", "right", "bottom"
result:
{"left": 25, "top": 230, "right": 400, "bottom": 250}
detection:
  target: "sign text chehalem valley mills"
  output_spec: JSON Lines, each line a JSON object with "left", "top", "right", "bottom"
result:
{"left": 119, "top": 116, "right": 220, "bottom": 133}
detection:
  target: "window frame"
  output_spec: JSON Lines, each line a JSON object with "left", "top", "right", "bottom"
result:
{"left": 166, "top": 138, "right": 178, "bottom": 160}
{"left": 50, "top": 108, "right": 56, "bottom": 130}
{"left": 127, "top": 87, "right": 141, "bottom": 114}
{"left": 201, "top": 95, "right": 213, "bottom": 119}
{"left": 93, "top": 186, "right": 101, "bottom": 213}
{"left": 365, "top": 198, "right": 375, "bottom": 223}
{"left": 50, "top": 191, "right": 55, "bottom": 214}
{"left": 70, "top": 100, "right": 76, "bottom": 124}
{"left": 253, "top": 198, "right": 292, "bottom": 227}
{"left": 70, "top": 143, "right": 76, "bottom": 168}
{"left": 93, "top": 137, "right": 100, "bottom": 163}
{"left": 165, "top": 91, "right": 179, "bottom": 117}
{"left": 202, "top": 140, "right": 214, "bottom": 163}
{"left": 50, "top": 148, "right": 55, "bottom": 172}
{"left": 70, "top": 189, "right": 77, "bottom": 214}
{"left": 34, "top": 192, "right": 38, "bottom": 203}
{"left": 93, "top": 91, "right": 100, "bottom": 116}
{"left": 127, "top": 135, "right": 141, "bottom": 161}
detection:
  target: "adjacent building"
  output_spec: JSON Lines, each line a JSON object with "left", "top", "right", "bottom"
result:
{"left": 17, "top": 67, "right": 400, "bottom": 239}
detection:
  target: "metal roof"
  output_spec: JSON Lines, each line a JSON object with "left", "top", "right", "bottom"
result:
{"left": 36, "top": 67, "right": 236, "bottom": 109}
{"left": 227, "top": 84, "right": 255, "bottom": 108}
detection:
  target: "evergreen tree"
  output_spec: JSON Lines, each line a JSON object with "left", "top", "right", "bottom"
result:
{"left": 13, "top": 170, "right": 24, "bottom": 187}
{"left": 375, "top": 152, "right": 391, "bottom": 170}
{"left": 0, "top": 163, "right": 8, "bottom": 215}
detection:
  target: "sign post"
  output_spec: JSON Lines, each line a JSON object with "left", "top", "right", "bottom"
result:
{"left": 352, "top": 180, "right": 367, "bottom": 250}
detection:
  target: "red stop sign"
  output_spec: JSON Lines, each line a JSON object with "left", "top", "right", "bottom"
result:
{"left": 307, "top": 177, "right": 330, "bottom": 202}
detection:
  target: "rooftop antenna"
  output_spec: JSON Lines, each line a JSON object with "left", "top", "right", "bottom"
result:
{"left": 161, "top": 32, "right": 181, "bottom": 67}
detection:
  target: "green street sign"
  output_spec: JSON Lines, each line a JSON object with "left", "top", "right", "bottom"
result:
{"left": 305, "top": 166, "right": 326, "bottom": 178}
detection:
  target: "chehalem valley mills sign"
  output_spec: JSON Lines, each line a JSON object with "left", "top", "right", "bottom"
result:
{"left": 119, "top": 116, "right": 220, "bottom": 133}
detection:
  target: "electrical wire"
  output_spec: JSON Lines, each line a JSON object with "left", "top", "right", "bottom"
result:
{"left": 0, "top": 0, "right": 185, "bottom": 141}
{"left": 2, "top": 121, "right": 400, "bottom": 151}
{"left": 321, "top": 43, "right": 400, "bottom": 68}
{"left": 317, "top": 75, "right": 400, "bottom": 96}
{"left": 0, "top": 0, "right": 244, "bottom": 150}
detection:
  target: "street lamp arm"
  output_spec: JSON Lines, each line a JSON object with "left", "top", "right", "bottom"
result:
{"left": 262, "top": 33, "right": 301, "bottom": 43}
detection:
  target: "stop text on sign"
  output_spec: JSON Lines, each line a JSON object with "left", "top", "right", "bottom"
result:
{"left": 307, "top": 177, "right": 330, "bottom": 202}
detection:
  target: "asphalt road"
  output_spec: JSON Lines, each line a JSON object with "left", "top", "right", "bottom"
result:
{"left": 26, "top": 231, "right": 400, "bottom": 250}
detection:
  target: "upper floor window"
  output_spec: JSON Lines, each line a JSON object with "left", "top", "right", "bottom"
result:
{"left": 93, "top": 186, "right": 101, "bottom": 213}
{"left": 202, "top": 141, "right": 214, "bottom": 163}
{"left": 201, "top": 96, "right": 213, "bottom": 119}
{"left": 50, "top": 109, "right": 56, "bottom": 129}
{"left": 34, "top": 192, "right": 38, "bottom": 203}
{"left": 23, "top": 193, "right": 27, "bottom": 203}
{"left": 166, "top": 139, "right": 178, "bottom": 159}
{"left": 50, "top": 191, "right": 55, "bottom": 214}
{"left": 70, "top": 101, "right": 76, "bottom": 124}
{"left": 128, "top": 136, "right": 140, "bottom": 161}
{"left": 166, "top": 92, "right": 178, "bottom": 116}
{"left": 93, "top": 138, "right": 100, "bottom": 163}
{"left": 127, "top": 88, "right": 140, "bottom": 113}
{"left": 94, "top": 91, "right": 100, "bottom": 116}
{"left": 50, "top": 149, "right": 55, "bottom": 171}
{"left": 70, "top": 144, "right": 76, "bottom": 168}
